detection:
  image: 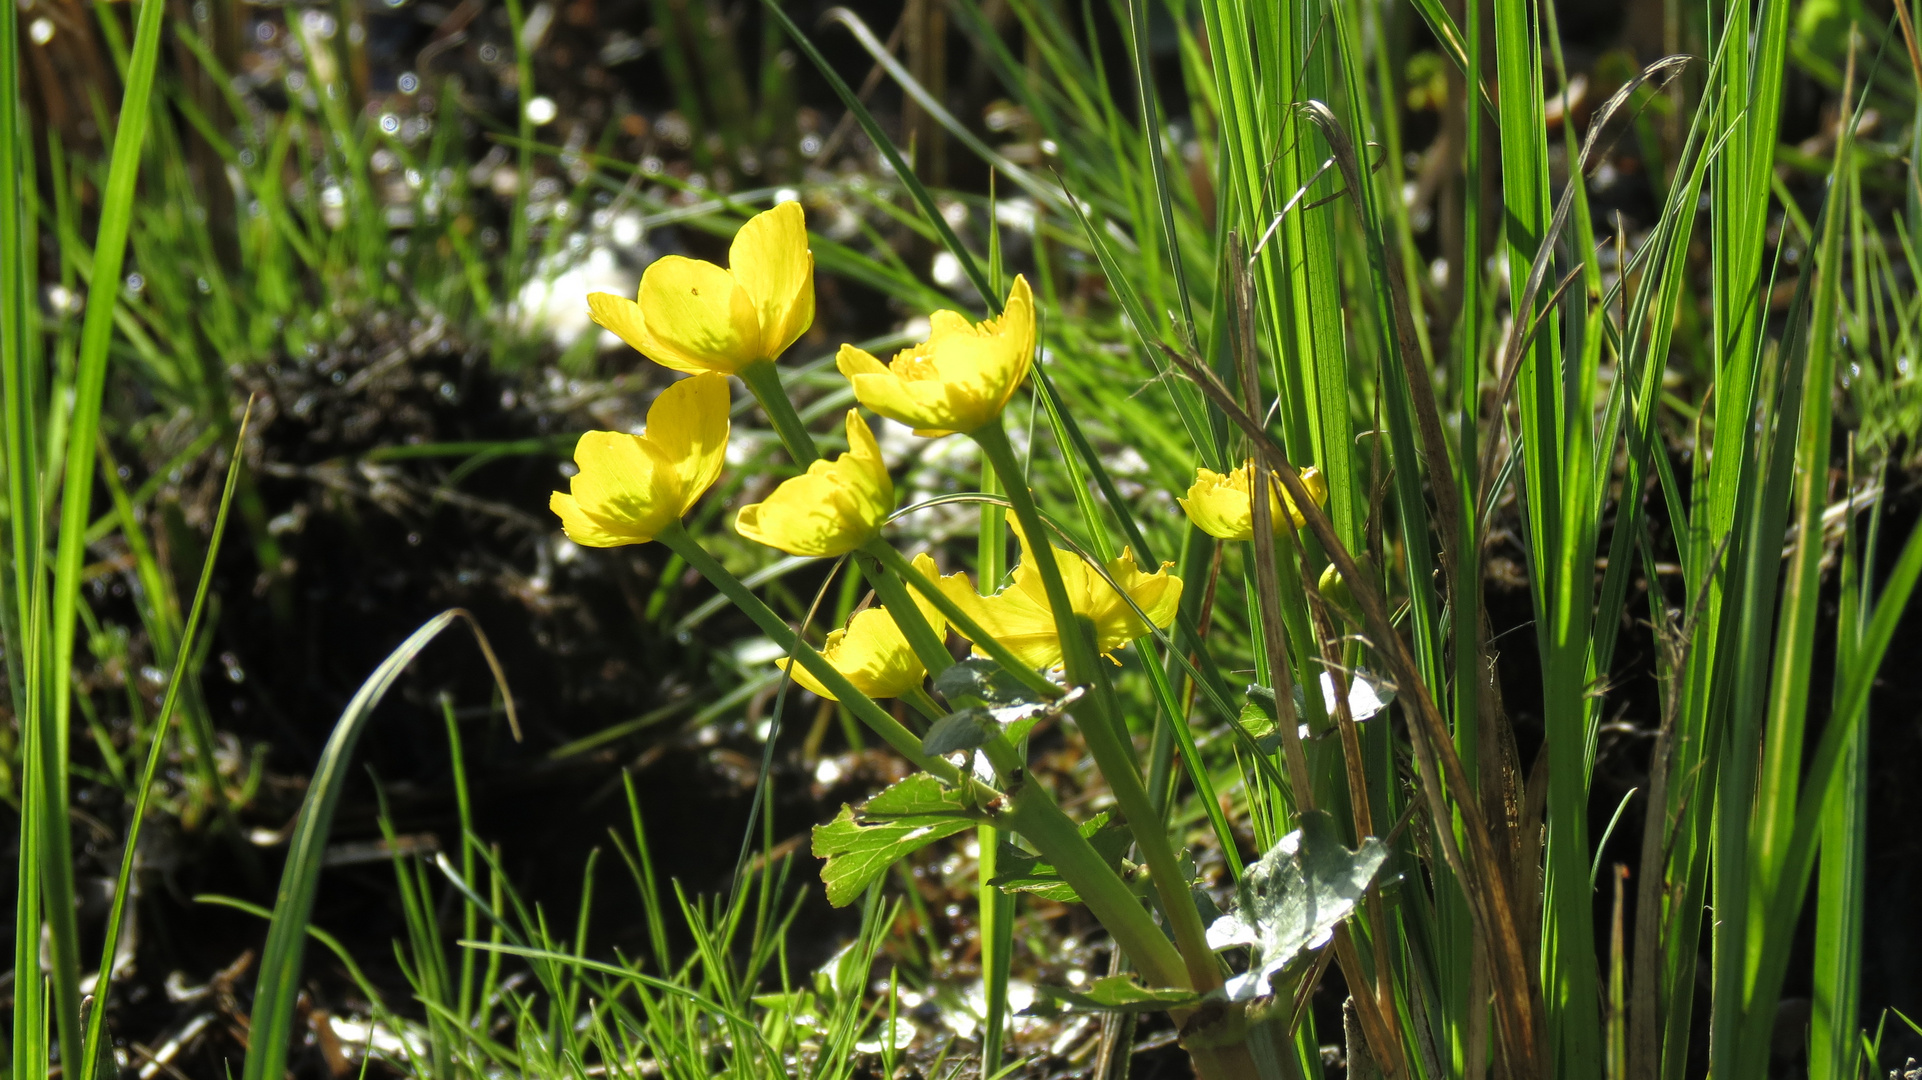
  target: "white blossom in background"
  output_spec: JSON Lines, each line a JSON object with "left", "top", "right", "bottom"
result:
{"left": 514, "top": 246, "right": 637, "bottom": 349}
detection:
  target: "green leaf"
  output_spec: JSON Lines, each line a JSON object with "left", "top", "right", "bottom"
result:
{"left": 863, "top": 772, "right": 976, "bottom": 818}
{"left": 1034, "top": 975, "right": 1200, "bottom": 1014}
{"left": 924, "top": 662, "right": 1077, "bottom": 757}
{"left": 1207, "top": 810, "right": 1390, "bottom": 1001}
{"left": 812, "top": 773, "right": 981, "bottom": 907}
{"left": 988, "top": 812, "right": 1132, "bottom": 902}
{"left": 921, "top": 707, "right": 1001, "bottom": 756}
{"left": 933, "top": 658, "right": 1047, "bottom": 709}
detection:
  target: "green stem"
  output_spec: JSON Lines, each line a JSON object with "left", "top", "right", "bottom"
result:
{"left": 995, "top": 781, "right": 1188, "bottom": 991}
{"left": 658, "top": 524, "right": 951, "bottom": 782}
{"left": 900, "top": 684, "right": 945, "bottom": 724}
{"left": 738, "top": 358, "right": 820, "bottom": 465}
{"left": 863, "top": 539, "right": 1060, "bottom": 701}
{"left": 670, "top": 524, "right": 1185, "bottom": 1006}
{"left": 856, "top": 549, "right": 953, "bottom": 679}
{"left": 733, "top": 363, "right": 960, "bottom": 691}
{"left": 972, "top": 418, "right": 1221, "bottom": 994}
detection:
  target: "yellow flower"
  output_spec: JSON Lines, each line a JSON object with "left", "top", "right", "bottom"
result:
{"left": 778, "top": 554, "right": 947, "bottom": 700}
{"left": 1178, "top": 462, "right": 1327, "bottom": 541}
{"left": 937, "top": 524, "right": 1181, "bottom": 670}
{"left": 549, "top": 373, "right": 731, "bottom": 546}
{"left": 835, "top": 275, "right": 1035, "bottom": 437}
{"left": 587, "top": 201, "right": 814, "bottom": 375}
{"left": 735, "top": 410, "right": 892, "bottom": 557}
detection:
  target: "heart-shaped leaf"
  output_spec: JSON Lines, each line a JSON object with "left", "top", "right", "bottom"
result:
{"left": 1206, "top": 809, "right": 1390, "bottom": 1001}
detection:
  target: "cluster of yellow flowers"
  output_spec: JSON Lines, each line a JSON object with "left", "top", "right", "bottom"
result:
{"left": 549, "top": 203, "right": 1325, "bottom": 701}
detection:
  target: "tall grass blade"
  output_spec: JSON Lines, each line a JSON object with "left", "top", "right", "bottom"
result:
{"left": 77, "top": 405, "right": 253, "bottom": 1080}
{"left": 241, "top": 610, "right": 517, "bottom": 1080}
{"left": 24, "top": 0, "right": 173, "bottom": 1068}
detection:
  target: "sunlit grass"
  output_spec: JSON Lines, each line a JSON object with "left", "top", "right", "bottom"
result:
{"left": 9, "top": 0, "right": 1922, "bottom": 1078}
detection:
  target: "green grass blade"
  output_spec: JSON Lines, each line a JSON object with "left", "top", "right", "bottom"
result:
{"left": 758, "top": 0, "right": 995, "bottom": 308}
{"left": 241, "top": 610, "right": 517, "bottom": 1080}
{"left": 77, "top": 408, "right": 252, "bottom": 1080}
{"left": 36, "top": 0, "right": 170, "bottom": 1066}
{"left": 1809, "top": 465, "right": 1874, "bottom": 1080}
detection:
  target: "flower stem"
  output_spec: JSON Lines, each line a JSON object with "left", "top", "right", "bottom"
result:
{"left": 657, "top": 523, "right": 951, "bottom": 782}
{"left": 973, "top": 418, "right": 1222, "bottom": 994}
{"left": 901, "top": 685, "right": 944, "bottom": 724}
{"left": 664, "top": 526, "right": 1186, "bottom": 1013}
{"left": 738, "top": 359, "right": 821, "bottom": 465}
{"left": 994, "top": 781, "right": 1189, "bottom": 991}
{"left": 862, "top": 540, "right": 1061, "bottom": 701}
{"left": 855, "top": 550, "right": 953, "bottom": 679}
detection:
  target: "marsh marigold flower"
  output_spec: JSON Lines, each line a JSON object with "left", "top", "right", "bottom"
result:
{"left": 587, "top": 202, "right": 814, "bottom": 375}
{"left": 1179, "top": 462, "right": 1327, "bottom": 541}
{"left": 937, "top": 523, "right": 1181, "bottom": 670}
{"left": 835, "top": 275, "right": 1035, "bottom": 437}
{"left": 778, "top": 553, "right": 947, "bottom": 700}
{"left": 735, "top": 410, "right": 892, "bottom": 557}
{"left": 549, "top": 373, "right": 730, "bottom": 546}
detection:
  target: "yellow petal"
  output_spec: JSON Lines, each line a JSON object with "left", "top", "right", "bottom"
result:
{"left": 835, "top": 343, "right": 891, "bottom": 378}
{"left": 978, "top": 275, "right": 1036, "bottom": 414}
{"left": 905, "top": 552, "right": 947, "bottom": 638}
{"left": 778, "top": 628, "right": 844, "bottom": 700}
{"left": 1293, "top": 466, "right": 1328, "bottom": 525}
{"left": 734, "top": 409, "right": 893, "bottom": 557}
{"left": 1089, "top": 549, "right": 1183, "bottom": 654}
{"left": 777, "top": 609, "right": 926, "bottom": 701}
{"left": 837, "top": 410, "right": 894, "bottom": 523}
{"left": 938, "top": 567, "right": 1065, "bottom": 671}
{"left": 643, "top": 373, "right": 732, "bottom": 514}
{"left": 561, "top": 430, "right": 680, "bottom": 543}
{"left": 587, "top": 291, "right": 651, "bottom": 356}
{"left": 633, "top": 256, "right": 764, "bottom": 374}
{"left": 728, "top": 202, "right": 815, "bottom": 361}
{"left": 830, "top": 607, "right": 926, "bottom": 699}
{"left": 736, "top": 471, "right": 864, "bottom": 556}
{"left": 550, "top": 491, "right": 642, "bottom": 547}
{"left": 847, "top": 371, "right": 966, "bottom": 437}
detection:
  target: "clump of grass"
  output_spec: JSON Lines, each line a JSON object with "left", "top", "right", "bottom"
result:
{"left": 12, "top": 1, "right": 1922, "bottom": 1079}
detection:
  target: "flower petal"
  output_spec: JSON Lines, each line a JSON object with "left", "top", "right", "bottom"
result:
{"left": 550, "top": 491, "right": 642, "bottom": 547}
{"left": 835, "top": 343, "right": 892, "bottom": 378}
{"left": 906, "top": 552, "right": 947, "bottom": 638}
{"left": 848, "top": 372, "right": 968, "bottom": 437}
{"left": 736, "top": 471, "right": 862, "bottom": 556}
{"left": 564, "top": 431, "right": 680, "bottom": 542}
{"left": 778, "top": 628, "right": 844, "bottom": 700}
{"left": 643, "top": 372, "right": 732, "bottom": 513}
{"left": 728, "top": 202, "right": 815, "bottom": 360}
{"left": 939, "top": 568, "right": 1064, "bottom": 671}
{"left": 838, "top": 410, "right": 894, "bottom": 522}
{"left": 634, "top": 256, "right": 764, "bottom": 374}
{"left": 586, "top": 291, "right": 651, "bottom": 356}
{"left": 833, "top": 607, "right": 924, "bottom": 699}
